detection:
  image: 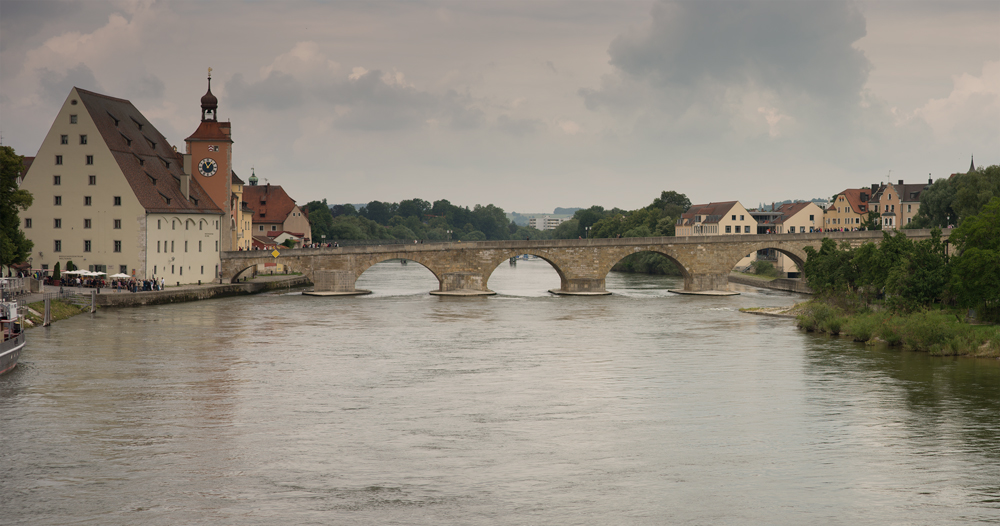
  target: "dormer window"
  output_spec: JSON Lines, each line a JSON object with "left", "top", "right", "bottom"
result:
{"left": 107, "top": 111, "right": 120, "bottom": 126}
{"left": 120, "top": 133, "right": 132, "bottom": 146}
{"left": 130, "top": 116, "right": 143, "bottom": 130}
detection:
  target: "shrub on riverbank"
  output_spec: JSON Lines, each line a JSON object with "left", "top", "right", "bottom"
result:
{"left": 795, "top": 301, "right": 1000, "bottom": 358}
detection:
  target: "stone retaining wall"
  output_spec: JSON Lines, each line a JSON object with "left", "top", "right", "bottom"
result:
{"left": 94, "top": 276, "right": 311, "bottom": 307}
{"left": 729, "top": 275, "right": 813, "bottom": 294}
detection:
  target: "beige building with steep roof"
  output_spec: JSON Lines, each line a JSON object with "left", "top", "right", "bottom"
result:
{"left": 675, "top": 201, "right": 755, "bottom": 236}
{"left": 19, "top": 87, "right": 225, "bottom": 282}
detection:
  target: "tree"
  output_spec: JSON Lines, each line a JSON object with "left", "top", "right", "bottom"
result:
{"left": 860, "top": 210, "right": 881, "bottom": 231}
{"left": 304, "top": 200, "right": 334, "bottom": 242}
{"left": 53, "top": 261, "right": 61, "bottom": 280}
{"left": 952, "top": 164, "right": 1000, "bottom": 224}
{"left": 949, "top": 196, "right": 1000, "bottom": 321}
{"left": 361, "top": 200, "right": 391, "bottom": 224}
{"left": 0, "top": 145, "right": 34, "bottom": 266}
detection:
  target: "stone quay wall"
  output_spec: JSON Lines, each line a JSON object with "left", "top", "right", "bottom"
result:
{"left": 94, "top": 276, "right": 311, "bottom": 308}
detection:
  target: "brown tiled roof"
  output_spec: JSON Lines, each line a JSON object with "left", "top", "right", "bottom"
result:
{"left": 231, "top": 170, "right": 244, "bottom": 185}
{"left": 771, "top": 202, "right": 812, "bottom": 224}
{"left": 20, "top": 157, "right": 34, "bottom": 178}
{"left": 828, "top": 188, "right": 871, "bottom": 214}
{"left": 76, "top": 88, "right": 222, "bottom": 215}
{"left": 243, "top": 183, "right": 298, "bottom": 224}
{"left": 184, "top": 121, "right": 233, "bottom": 142}
{"left": 897, "top": 183, "right": 927, "bottom": 203}
{"left": 677, "top": 201, "right": 738, "bottom": 226}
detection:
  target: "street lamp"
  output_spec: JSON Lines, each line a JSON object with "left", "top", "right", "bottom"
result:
{"left": 585, "top": 226, "right": 591, "bottom": 238}
{"left": 446, "top": 229, "right": 453, "bottom": 241}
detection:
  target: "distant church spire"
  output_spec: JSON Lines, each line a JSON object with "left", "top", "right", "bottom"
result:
{"left": 201, "top": 67, "right": 218, "bottom": 122}
{"left": 969, "top": 155, "right": 976, "bottom": 173}
{"left": 248, "top": 167, "right": 258, "bottom": 186}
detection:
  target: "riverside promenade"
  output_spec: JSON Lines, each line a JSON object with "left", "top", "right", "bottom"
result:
{"left": 23, "top": 275, "right": 310, "bottom": 308}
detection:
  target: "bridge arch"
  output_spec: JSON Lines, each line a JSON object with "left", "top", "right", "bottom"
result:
{"left": 227, "top": 256, "right": 308, "bottom": 283}
{"left": 596, "top": 247, "right": 691, "bottom": 283}
{"left": 352, "top": 254, "right": 442, "bottom": 283}
{"left": 482, "top": 250, "right": 570, "bottom": 293}
{"left": 727, "top": 241, "right": 810, "bottom": 275}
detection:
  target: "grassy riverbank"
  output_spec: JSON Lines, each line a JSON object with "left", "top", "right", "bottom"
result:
{"left": 795, "top": 300, "right": 1000, "bottom": 358}
{"left": 24, "top": 300, "right": 91, "bottom": 327}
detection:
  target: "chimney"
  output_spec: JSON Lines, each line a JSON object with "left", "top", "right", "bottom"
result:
{"left": 180, "top": 154, "right": 191, "bottom": 201}
{"left": 871, "top": 184, "right": 878, "bottom": 193}
{"left": 860, "top": 191, "right": 868, "bottom": 202}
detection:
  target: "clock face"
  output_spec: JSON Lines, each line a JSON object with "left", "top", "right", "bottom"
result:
{"left": 198, "top": 158, "right": 218, "bottom": 177}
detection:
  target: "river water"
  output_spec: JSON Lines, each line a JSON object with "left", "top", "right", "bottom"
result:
{"left": 2, "top": 260, "right": 999, "bottom": 525}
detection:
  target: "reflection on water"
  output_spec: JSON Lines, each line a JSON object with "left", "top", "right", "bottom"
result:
{"left": 2, "top": 260, "right": 998, "bottom": 525}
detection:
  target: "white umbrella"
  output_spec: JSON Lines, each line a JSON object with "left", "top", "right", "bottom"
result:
{"left": 91, "top": 271, "right": 106, "bottom": 276}
{"left": 109, "top": 273, "right": 129, "bottom": 279}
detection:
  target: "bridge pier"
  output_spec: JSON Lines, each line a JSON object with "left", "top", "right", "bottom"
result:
{"left": 668, "top": 272, "right": 739, "bottom": 296}
{"left": 303, "top": 270, "right": 372, "bottom": 296}
{"left": 549, "top": 277, "right": 611, "bottom": 296}
{"left": 429, "top": 272, "right": 496, "bottom": 296}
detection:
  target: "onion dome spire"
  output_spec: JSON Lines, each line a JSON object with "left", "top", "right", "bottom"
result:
{"left": 248, "top": 167, "right": 258, "bottom": 186}
{"left": 201, "top": 67, "right": 218, "bottom": 122}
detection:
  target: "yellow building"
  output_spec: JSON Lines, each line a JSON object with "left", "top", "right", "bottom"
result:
{"left": 871, "top": 179, "right": 931, "bottom": 229}
{"left": 230, "top": 171, "right": 254, "bottom": 250}
{"left": 824, "top": 188, "right": 873, "bottom": 231}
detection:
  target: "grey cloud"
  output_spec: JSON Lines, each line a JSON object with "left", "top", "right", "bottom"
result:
{"left": 0, "top": 0, "right": 83, "bottom": 52}
{"left": 126, "top": 73, "right": 165, "bottom": 100}
{"left": 38, "top": 63, "right": 102, "bottom": 104}
{"left": 584, "top": 1, "right": 872, "bottom": 109}
{"left": 495, "top": 115, "right": 544, "bottom": 136}
{"left": 224, "top": 66, "right": 491, "bottom": 132}
{"left": 227, "top": 71, "right": 304, "bottom": 110}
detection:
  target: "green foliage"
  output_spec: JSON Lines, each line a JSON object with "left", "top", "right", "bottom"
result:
{"left": 911, "top": 164, "right": 999, "bottom": 228}
{"left": 282, "top": 238, "right": 296, "bottom": 248}
{"left": 796, "top": 302, "right": 841, "bottom": 332}
{"left": 304, "top": 199, "right": 335, "bottom": 242}
{"left": 750, "top": 260, "right": 779, "bottom": 278}
{"left": 611, "top": 252, "right": 683, "bottom": 276}
{"left": 804, "top": 229, "right": 952, "bottom": 310}
{"left": 948, "top": 196, "right": 1000, "bottom": 322}
{"left": 0, "top": 145, "right": 34, "bottom": 266}
{"left": 910, "top": 177, "right": 957, "bottom": 228}
{"left": 53, "top": 262, "right": 61, "bottom": 279}
{"left": 66, "top": 261, "right": 75, "bottom": 271}
{"left": 860, "top": 210, "right": 881, "bottom": 231}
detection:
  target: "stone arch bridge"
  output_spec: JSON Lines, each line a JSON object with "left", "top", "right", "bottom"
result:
{"left": 220, "top": 229, "right": 946, "bottom": 296}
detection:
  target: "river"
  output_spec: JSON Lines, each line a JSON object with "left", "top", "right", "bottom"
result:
{"left": 2, "top": 259, "right": 999, "bottom": 525}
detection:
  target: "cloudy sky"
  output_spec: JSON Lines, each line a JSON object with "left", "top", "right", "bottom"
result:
{"left": 1, "top": 0, "right": 997, "bottom": 214}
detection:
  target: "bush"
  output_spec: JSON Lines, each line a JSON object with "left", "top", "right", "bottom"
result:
{"left": 751, "top": 260, "right": 779, "bottom": 278}
{"left": 843, "top": 312, "right": 886, "bottom": 341}
{"left": 796, "top": 302, "right": 841, "bottom": 332}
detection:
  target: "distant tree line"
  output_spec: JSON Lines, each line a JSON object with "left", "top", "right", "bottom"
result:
{"left": 303, "top": 198, "right": 555, "bottom": 243}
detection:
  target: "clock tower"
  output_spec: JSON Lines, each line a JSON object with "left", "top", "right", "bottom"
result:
{"left": 185, "top": 69, "right": 233, "bottom": 251}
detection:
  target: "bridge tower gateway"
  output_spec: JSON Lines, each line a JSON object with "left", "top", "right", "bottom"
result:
{"left": 219, "top": 230, "right": 949, "bottom": 297}
{"left": 185, "top": 69, "right": 234, "bottom": 255}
